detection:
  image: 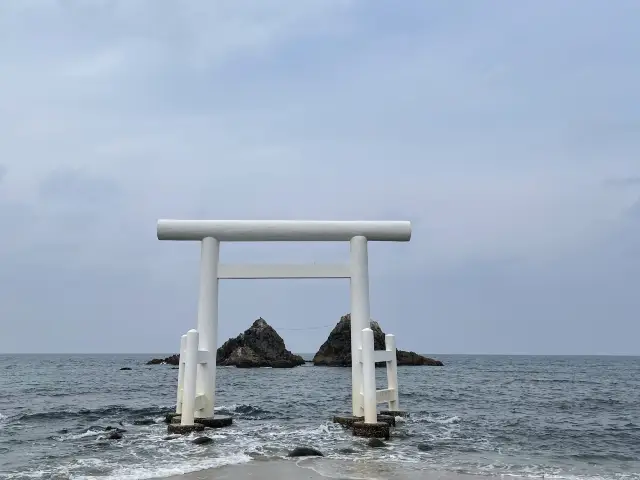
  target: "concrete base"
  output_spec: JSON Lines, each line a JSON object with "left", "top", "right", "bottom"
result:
{"left": 165, "top": 412, "right": 181, "bottom": 424}
{"left": 352, "top": 421, "right": 390, "bottom": 439}
{"left": 377, "top": 414, "right": 396, "bottom": 427}
{"left": 167, "top": 423, "right": 205, "bottom": 435}
{"left": 194, "top": 416, "right": 233, "bottom": 428}
{"left": 379, "top": 410, "right": 409, "bottom": 418}
{"left": 333, "top": 414, "right": 395, "bottom": 428}
{"left": 333, "top": 415, "right": 363, "bottom": 428}
{"left": 170, "top": 415, "right": 233, "bottom": 429}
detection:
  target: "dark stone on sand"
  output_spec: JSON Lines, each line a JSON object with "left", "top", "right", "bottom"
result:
{"left": 353, "top": 421, "right": 390, "bottom": 440}
{"left": 146, "top": 354, "right": 180, "bottom": 366}
{"left": 417, "top": 443, "right": 433, "bottom": 451}
{"left": 312, "top": 314, "right": 443, "bottom": 366}
{"left": 333, "top": 414, "right": 395, "bottom": 427}
{"left": 288, "top": 447, "right": 324, "bottom": 457}
{"left": 107, "top": 432, "right": 123, "bottom": 440}
{"left": 217, "top": 318, "right": 305, "bottom": 368}
{"left": 167, "top": 423, "right": 205, "bottom": 435}
{"left": 133, "top": 419, "right": 155, "bottom": 426}
{"left": 367, "top": 438, "right": 386, "bottom": 448}
{"left": 120, "top": 367, "right": 132, "bottom": 371}
{"left": 192, "top": 436, "right": 213, "bottom": 445}
{"left": 379, "top": 410, "right": 409, "bottom": 418}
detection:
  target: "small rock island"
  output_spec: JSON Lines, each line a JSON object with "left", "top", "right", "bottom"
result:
{"left": 148, "top": 314, "right": 442, "bottom": 368}
{"left": 217, "top": 318, "right": 305, "bottom": 368}
{"left": 313, "top": 314, "right": 443, "bottom": 366}
{"left": 147, "top": 354, "right": 179, "bottom": 366}
{"left": 147, "top": 318, "right": 305, "bottom": 368}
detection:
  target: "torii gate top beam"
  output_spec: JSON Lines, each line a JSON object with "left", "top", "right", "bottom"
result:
{"left": 157, "top": 220, "right": 412, "bottom": 242}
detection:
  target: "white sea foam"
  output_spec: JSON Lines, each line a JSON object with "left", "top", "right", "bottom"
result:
{"left": 3, "top": 439, "right": 252, "bottom": 480}
{"left": 60, "top": 429, "right": 103, "bottom": 441}
{"left": 414, "top": 413, "right": 461, "bottom": 425}
{"left": 84, "top": 452, "right": 252, "bottom": 480}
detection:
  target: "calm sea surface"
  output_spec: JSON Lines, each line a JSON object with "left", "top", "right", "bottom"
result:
{"left": 0, "top": 354, "right": 638, "bottom": 480}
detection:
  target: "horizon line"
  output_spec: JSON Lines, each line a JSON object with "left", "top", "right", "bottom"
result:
{"left": 1, "top": 352, "right": 639, "bottom": 357}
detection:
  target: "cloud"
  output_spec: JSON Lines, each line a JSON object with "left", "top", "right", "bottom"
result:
{"left": 626, "top": 196, "right": 640, "bottom": 223}
{"left": 38, "top": 168, "right": 122, "bottom": 206}
{"left": 603, "top": 177, "right": 640, "bottom": 188}
{"left": 0, "top": 1, "right": 638, "bottom": 354}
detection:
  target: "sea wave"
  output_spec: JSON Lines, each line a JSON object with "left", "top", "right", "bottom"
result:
{"left": 13, "top": 405, "right": 172, "bottom": 423}
{"left": 2, "top": 355, "right": 639, "bottom": 480}
{"left": 1, "top": 452, "right": 253, "bottom": 480}
{"left": 214, "top": 403, "right": 283, "bottom": 420}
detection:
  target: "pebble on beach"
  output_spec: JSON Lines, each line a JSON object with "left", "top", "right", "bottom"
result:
{"left": 288, "top": 447, "right": 324, "bottom": 457}
{"left": 192, "top": 436, "right": 213, "bottom": 445}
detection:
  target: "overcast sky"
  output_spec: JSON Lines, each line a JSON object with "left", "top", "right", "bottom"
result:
{"left": 0, "top": 1, "right": 638, "bottom": 355}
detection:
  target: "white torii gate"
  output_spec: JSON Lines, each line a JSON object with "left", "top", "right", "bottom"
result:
{"left": 157, "top": 219, "right": 412, "bottom": 421}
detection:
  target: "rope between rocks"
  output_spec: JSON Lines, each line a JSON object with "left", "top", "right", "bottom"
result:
{"left": 271, "top": 324, "right": 334, "bottom": 331}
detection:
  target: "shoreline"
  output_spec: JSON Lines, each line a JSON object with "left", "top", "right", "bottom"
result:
{"left": 160, "top": 458, "right": 528, "bottom": 480}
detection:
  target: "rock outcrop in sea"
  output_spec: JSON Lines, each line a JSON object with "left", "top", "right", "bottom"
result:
{"left": 312, "top": 314, "right": 443, "bottom": 367}
{"left": 146, "top": 354, "right": 179, "bottom": 366}
{"left": 147, "top": 318, "right": 305, "bottom": 368}
{"left": 217, "top": 318, "right": 305, "bottom": 368}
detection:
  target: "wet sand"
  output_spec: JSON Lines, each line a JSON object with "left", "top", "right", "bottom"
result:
{"left": 161, "top": 458, "right": 511, "bottom": 480}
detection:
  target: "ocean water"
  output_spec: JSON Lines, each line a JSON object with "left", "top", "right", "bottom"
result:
{"left": 0, "top": 354, "right": 639, "bottom": 480}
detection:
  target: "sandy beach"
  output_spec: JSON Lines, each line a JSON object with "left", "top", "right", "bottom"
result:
{"left": 161, "top": 458, "right": 508, "bottom": 480}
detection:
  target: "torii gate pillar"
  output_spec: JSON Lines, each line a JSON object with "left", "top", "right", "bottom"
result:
{"left": 195, "top": 236, "right": 219, "bottom": 418}
{"left": 349, "top": 235, "right": 370, "bottom": 415}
